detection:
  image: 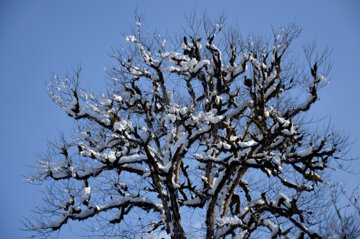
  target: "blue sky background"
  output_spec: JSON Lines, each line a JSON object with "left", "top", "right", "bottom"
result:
{"left": 0, "top": 0, "right": 359, "bottom": 238}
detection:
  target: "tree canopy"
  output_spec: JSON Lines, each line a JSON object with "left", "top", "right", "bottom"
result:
{"left": 25, "top": 15, "right": 357, "bottom": 239}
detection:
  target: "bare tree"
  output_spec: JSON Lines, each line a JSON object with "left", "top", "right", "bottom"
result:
{"left": 25, "top": 15, "right": 353, "bottom": 238}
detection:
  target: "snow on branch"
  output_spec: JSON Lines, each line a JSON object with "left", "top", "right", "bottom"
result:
{"left": 26, "top": 16, "right": 349, "bottom": 239}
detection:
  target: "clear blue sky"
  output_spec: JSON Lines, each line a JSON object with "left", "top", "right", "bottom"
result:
{"left": 0, "top": 0, "right": 359, "bottom": 238}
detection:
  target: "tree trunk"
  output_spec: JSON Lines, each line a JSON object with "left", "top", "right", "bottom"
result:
{"left": 168, "top": 184, "right": 186, "bottom": 239}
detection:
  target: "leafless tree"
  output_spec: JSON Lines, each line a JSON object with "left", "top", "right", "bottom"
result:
{"left": 25, "top": 15, "right": 354, "bottom": 238}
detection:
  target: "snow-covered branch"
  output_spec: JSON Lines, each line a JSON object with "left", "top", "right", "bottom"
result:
{"left": 26, "top": 16, "right": 350, "bottom": 239}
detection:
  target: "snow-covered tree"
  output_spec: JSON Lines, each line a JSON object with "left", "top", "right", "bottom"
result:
{"left": 25, "top": 15, "right": 352, "bottom": 238}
